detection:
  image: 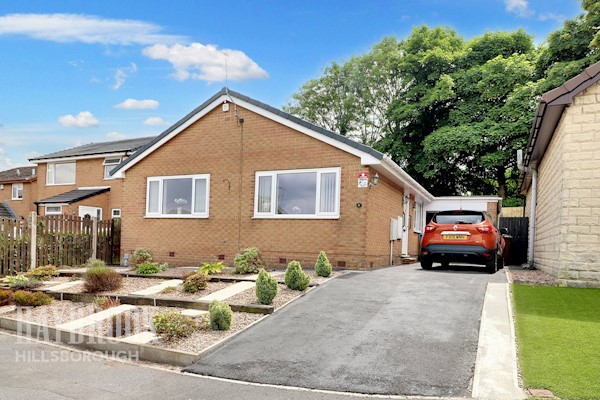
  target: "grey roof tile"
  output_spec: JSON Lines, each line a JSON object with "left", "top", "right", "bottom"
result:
{"left": 0, "top": 202, "right": 17, "bottom": 219}
{"left": 0, "top": 166, "right": 37, "bottom": 183}
{"left": 35, "top": 188, "right": 110, "bottom": 205}
{"left": 30, "top": 136, "right": 155, "bottom": 161}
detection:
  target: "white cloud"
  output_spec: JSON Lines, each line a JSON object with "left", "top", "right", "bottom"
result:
{"left": 114, "top": 98, "right": 159, "bottom": 110}
{"left": 143, "top": 43, "right": 268, "bottom": 82}
{"left": 538, "top": 12, "right": 565, "bottom": 22}
{"left": 143, "top": 117, "right": 169, "bottom": 126}
{"left": 0, "top": 13, "right": 184, "bottom": 45}
{"left": 106, "top": 131, "right": 127, "bottom": 140}
{"left": 0, "top": 148, "right": 14, "bottom": 170}
{"left": 58, "top": 111, "right": 99, "bottom": 128}
{"left": 112, "top": 62, "right": 137, "bottom": 90}
{"left": 504, "top": 0, "right": 533, "bottom": 17}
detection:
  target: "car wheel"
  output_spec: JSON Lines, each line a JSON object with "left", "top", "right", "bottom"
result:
{"left": 486, "top": 252, "right": 498, "bottom": 274}
{"left": 421, "top": 259, "right": 433, "bottom": 270}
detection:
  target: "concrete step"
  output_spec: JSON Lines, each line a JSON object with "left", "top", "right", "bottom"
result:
{"left": 56, "top": 304, "right": 136, "bottom": 331}
{"left": 181, "top": 309, "right": 209, "bottom": 318}
{"left": 130, "top": 279, "right": 183, "bottom": 296}
{"left": 199, "top": 281, "right": 256, "bottom": 302}
{"left": 119, "top": 331, "right": 158, "bottom": 345}
{"left": 45, "top": 280, "right": 83, "bottom": 292}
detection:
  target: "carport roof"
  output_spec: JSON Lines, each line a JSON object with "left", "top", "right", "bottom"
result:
{"left": 35, "top": 188, "right": 110, "bottom": 205}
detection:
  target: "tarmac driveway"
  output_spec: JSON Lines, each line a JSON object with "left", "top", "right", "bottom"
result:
{"left": 184, "top": 264, "right": 507, "bottom": 397}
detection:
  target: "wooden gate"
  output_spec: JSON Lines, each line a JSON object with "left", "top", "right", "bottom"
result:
{"left": 499, "top": 217, "right": 528, "bottom": 266}
{"left": 0, "top": 217, "right": 30, "bottom": 275}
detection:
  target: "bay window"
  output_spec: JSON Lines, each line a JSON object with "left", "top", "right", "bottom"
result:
{"left": 146, "top": 174, "right": 210, "bottom": 218}
{"left": 254, "top": 167, "right": 340, "bottom": 218}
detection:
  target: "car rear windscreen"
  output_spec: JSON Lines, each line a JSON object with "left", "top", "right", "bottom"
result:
{"left": 433, "top": 211, "right": 484, "bottom": 224}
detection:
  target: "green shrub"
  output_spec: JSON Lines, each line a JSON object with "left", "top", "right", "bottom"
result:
{"left": 152, "top": 310, "right": 196, "bottom": 340}
{"left": 160, "top": 286, "right": 177, "bottom": 294}
{"left": 1, "top": 274, "right": 41, "bottom": 290}
{"left": 0, "top": 289, "right": 14, "bottom": 306}
{"left": 85, "top": 258, "right": 106, "bottom": 269}
{"left": 13, "top": 290, "right": 52, "bottom": 307}
{"left": 209, "top": 300, "right": 232, "bottom": 331}
{"left": 233, "top": 247, "right": 265, "bottom": 274}
{"left": 285, "top": 261, "right": 310, "bottom": 291}
{"left": 26, "top": 265, "right": 59, "bottom": 280}
{"left": 83, "top": 267, "right": 123, "bottom": 293}
{"left": 183, "top": 272, "right": 208, "bottom": 293}
{"left": 255, "top": 269, "right": 278, "bottom": 305}
{"left": 109, "top": 312, "right": 136, "bottom": 338}
{"left": 199, "top": 261, "right": 224, "bottom": 275}
{"left": 135, "top": 262, "right": 167, "bottom": 274}
{"left": 314, "top": 251, "right": 333, "bottom": 277}
{"left": 131, "top": 249, "right": 153, "bottom": 266}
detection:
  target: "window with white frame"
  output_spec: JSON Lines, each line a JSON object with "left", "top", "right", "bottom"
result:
{"left": 11, "top": 183, "right": 23, "bottom": 200}
{"left": 254, "top": 167, "right": 341, "bottom": 218}
{"left": 46, "top": 162, "right": 76, "bottom": 185}
{"left": 103, "top": 158, "right": 121, "bottom": 179}
{"left": 111, "top": 209, "right": 121, "bottom": 218}
{"left": 45, "top": 205, "right": 62, "bottom": 215}
{"left": 413, "top": 202, "right": 424, "bottom": 233}
{"left": 146, "top": 174, "right": 210, "bottom": 218}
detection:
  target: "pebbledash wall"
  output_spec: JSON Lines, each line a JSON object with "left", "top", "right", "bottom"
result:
{"left": 35, "top": 158, "right": 124, "bottom": 219}
{"left": 525, "top": 80, "right": 600, "bottom": 287}
{"left": 119, "top": 104, "right": 420, "bottom": 269}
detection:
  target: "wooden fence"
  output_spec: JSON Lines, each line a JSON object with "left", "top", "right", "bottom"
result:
{"left": 0, "top": 213, "right": 121, "bottom": 275}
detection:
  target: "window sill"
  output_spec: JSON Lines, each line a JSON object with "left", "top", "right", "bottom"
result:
{"left": 144, "top": 215, "right": 209, "bottom": 219}
{"left": 11, "top": 198, "right": 23, "bottom": 201}
{"left": 252, "top": 215, "right": 340, "bottom": 220}
{"left": 46, "top": 183, "right": 76, "bottom": 187}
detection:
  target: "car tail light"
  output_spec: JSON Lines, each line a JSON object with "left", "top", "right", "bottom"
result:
{"left": 425, "top": 225, "right": 436, "bottom": 232}
{"left": 477, "top": 226, "right": 493, "bottom": 233}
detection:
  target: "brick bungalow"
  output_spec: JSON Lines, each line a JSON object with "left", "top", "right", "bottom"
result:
{"left": 0, "top": 166, "right": 37, "bottom": 219}
{"left": 111, "top": 88, "right": 435, "bottom": 269}
{"left": 29, "top": 137, "right": 153, "bottom": 219}
{"left": 520, "top": 60, "right": 600, "bottom": 287}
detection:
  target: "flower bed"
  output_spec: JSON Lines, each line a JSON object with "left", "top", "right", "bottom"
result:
{"left": 227, "top": 284, "right": 312, "bottom": 309}
{"left": 60, "top": 277, "right": 167, "bottom": 295}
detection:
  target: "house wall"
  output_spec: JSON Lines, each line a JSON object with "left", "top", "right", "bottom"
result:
{"left": 36, "top": 158, "right": 124, "bottom": 219}
{"left": 121, "top": 104, "right": 419, "bottom": 268}
{"left": 0, "top": 180, "right": 37, "bottom": 218}
{"left": 527, "top": 80, "right": 600, "bottom": 287}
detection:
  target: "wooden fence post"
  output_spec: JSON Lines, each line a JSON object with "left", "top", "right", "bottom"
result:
{"left": 29, "top": 212, "right": 37, "bottom": 270}
{"left": 92, "top": 217, "right": 98, "bottom": 260}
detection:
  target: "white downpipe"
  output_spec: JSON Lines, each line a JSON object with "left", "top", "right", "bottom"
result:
{"left": 528, "top": 168, "right": 537, "bottom": 268}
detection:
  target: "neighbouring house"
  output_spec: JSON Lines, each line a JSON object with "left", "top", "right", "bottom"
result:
{"left": 0, "top": 166, "right": 37, "bottom": 219}
{"left": 520, "top": 60, "right": 600, "bottom": 288}
{"left": 28, "top": 137, "right": 153, "bottom": 220}
{"left": 425, "top": 196, "right": 502, "bottom": 224}
{"left": 111, "top": 88, "right": 438, "bottom": 269}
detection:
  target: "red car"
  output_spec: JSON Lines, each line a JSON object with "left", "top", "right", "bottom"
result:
{"left": 420, "top": 210, "right": 506, "bottom": 273}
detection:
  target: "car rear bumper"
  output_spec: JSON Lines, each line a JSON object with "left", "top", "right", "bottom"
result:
{"left": 421, "top": 244, "right": 495, "bottom": 265}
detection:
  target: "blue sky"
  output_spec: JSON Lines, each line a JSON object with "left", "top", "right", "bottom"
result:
{"left": 0, "top": 0, "right": 584, "bottom": 169}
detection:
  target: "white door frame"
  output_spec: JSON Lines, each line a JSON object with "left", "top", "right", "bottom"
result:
{"left": 401, "top": 194, "right": 410, "bottom": 256}
{"left": 78, "top": 206, "right": 102, "bottom": 220}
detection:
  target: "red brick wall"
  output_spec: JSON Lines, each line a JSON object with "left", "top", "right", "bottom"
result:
{"left": 0, "top": 180, "right": 37, "bottom": 219}
{"left": 121, "top": 104, "right": 411, "bottom": 269}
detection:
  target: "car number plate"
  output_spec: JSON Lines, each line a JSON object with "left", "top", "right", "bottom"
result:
{"left": 443, "top": 234, "right": 467, "bottom": 240}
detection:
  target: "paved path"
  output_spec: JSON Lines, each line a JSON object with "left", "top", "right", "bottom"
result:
{"left": 185, "top": 264, "right": 507, "bottom": 397}
{"left": 0, "top": 332, "right": 457, "bottom": 400}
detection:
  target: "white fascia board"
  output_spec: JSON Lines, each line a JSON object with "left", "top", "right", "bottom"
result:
{"left": 30, "top": 152, "right": 128, "bottom": 164}
{"left": 433, "top": 196, "right": 503, "bottom": 201}
{"left": 370, "top": 157, "right": 434, "bottom": 203}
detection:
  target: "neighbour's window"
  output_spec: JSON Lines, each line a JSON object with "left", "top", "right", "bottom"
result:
{"left": 46, "top": 162, "right": 76, "bottom": 185}
{"left": 11, "top": 183, "right": 23, "bottom": 200}
{"left": 45, "top": 205, "right": 62, "bottom": 215}
{"left": 146, "top": 174, "right": 210, "bottom": 218}
{"left": 111, "top": 209, "right": 121, "bottom": 218}
{"left": 103, "top": 158, "right": 121, "bottom": 179}
{"left": 413, "top": 202, "right": 423, "bottom": 233}
{"left": 254, "top": 168, "right": 341, "bottom": 218}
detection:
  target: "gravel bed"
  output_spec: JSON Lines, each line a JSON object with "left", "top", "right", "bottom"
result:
{"left": 153, "top": 281, "right": 232, "bottom": 300}
{"left": 74, "top": 305, "right": 185, "bottom": 337}
{"left": 226, "top": 283, "right": 310, "bottom": 309}
{"left": 274, "top": 270, "right": 341, "bottom": 285}
{"left": 39, "top": 276, "right": 75, "bottom": 285}
{"left": 154, "top": 312, "right": 264, "bottom": 354}
{"left": 507, "top": 267, "right": 557, "bottom": 286}
{"left": 5, "top": 301, "right": 96, "bottom": 326}
{"left": 60, "top": 277, "right": 168, "bottom": 295}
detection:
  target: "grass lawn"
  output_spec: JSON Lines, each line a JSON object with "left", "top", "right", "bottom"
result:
{"left": 512, "top": 285, "right": 600, "bottom": 400}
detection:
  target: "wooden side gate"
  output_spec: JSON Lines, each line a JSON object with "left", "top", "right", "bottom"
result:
{"left": 499, "top": 217, "right": 528, "bottom": 266}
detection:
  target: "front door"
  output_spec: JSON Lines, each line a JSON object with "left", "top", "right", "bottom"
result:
{"left": 78, "top": 206, "right": 102, "bottom": 220}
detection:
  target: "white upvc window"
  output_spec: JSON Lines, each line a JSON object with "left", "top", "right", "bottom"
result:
{"left": 413, "top": 202, "right": 424, "bottom": 233}
{"left": 111, "top": 208, "right": 122, "bottom": 218}
{"left": 103, "top": 157, "right": 122, "bottom": 179}
{"left": 11, "top": 183, "right": 23, "bottom": 200}
{"left": 46, "top": 162, "right": 76, "bottom": 185}
{"left": 145, "top": 174, "right": 210, "bottom": 218}
{"left": 254, "top": 167, "right": 341, "bottom": 219}
{"left": 45, "top": 205, "right": 62, "bottom": 215}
